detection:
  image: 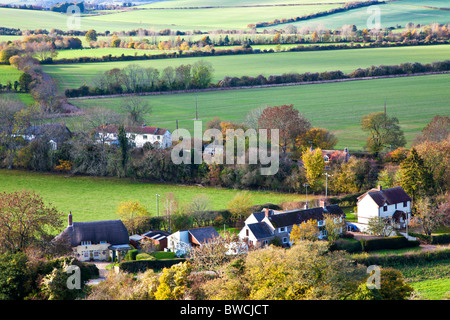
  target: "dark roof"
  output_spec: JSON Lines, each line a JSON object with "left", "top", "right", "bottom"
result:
{"left": 142, "top": 230, "right": 170, "bottom": 241}
{"left": 189, "top": 226, "right": 220, "bottom": 244}
{"left": 392, "top": 210, "right": 407, "bottom": 221}
{"left": 55, "top": 220, "right": 129, "bottom": 247}
{"left": 268, "top": 205, "right": 344, "bottom": 228}
{"left": 252, "top": 212, "right": 266, "bottom": 222}
{"left": 247, "top": 222, "right": 274, "bottom": 240}
{"left": 361, "top": 187, "right": 411, "bottom": 207}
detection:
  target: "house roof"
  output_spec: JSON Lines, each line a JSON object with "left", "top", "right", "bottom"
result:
{"left": 96, "top": 124, "right": 169, "bottom": 136}
{"left": 359, "top": 186, "right": 411, "bottom": 207}
{"left": 188, "top": 226, "right": 220, "bottom": 244}
{"left": 268, "top": 205, "right": 344, "bottom": 228}
{"left": 55, "top": 219, "right": 129, "bottom": 247}
{"left": 247, "top": 222, "right": 274, "bottom": 240}
{"left": 142, "top": 230, "right": 170, "bottom": 241}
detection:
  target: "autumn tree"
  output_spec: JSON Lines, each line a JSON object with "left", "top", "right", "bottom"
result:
{"left": 352, "top": 268, "right": 413, "bottom": 300}
{"left": 295, "top": 127, "right": 338, "bottom": 152}
{"left": 85, "top": 29, "right": 98, "bottom": 42}
{"left": 258, "top": 104, "right": 311, "bottom": 155}
{"left": 301, "top": 147, "right": 325, "bottom": 191}
{"left": 0, "top": 190, "right": 63, "bottom": 253}
{"left": 290, "top": 220, "right": 319, "bottom": 243}
{"left": 323, "top": 213, "right": 345, "bottom": 243}
{"left": 413, "top": 115, "right": 449, "bottom": 145}
{"left": 227, "top": 191, "right": 253, "bottom": 223}
{"left": 116, "top": 200, "right": 150, "bottom": 234}
{"left": 361, "top": 111, "right": 406, "bottom": 156}
{"left": 411, "top": 197, "right": 446, "bottom": 236}
{"left": 154, "top": 262, "right": 192, "bottom": 300}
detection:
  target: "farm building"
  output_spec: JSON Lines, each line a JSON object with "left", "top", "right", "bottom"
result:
{"left": 166, "top": 226, "right": 220, "bottom": 256}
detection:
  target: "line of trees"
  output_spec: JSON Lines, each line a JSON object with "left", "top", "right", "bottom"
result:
{"left": 64, "top": 60, "right": 450, "bottom": 98}
{"left": 65, "top": 60, "right": 214, "bottom": 97}
{"left": 248, "top": 1, "right": 383, "bottom": 28}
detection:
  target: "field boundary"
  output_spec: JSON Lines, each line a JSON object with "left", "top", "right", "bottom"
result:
{"left": 67, "top": 70, "right": 450, "bottom": 100}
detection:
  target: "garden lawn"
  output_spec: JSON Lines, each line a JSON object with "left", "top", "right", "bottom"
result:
{"left": 43, "top": 44, "right": 450, "bottom": 92}
{"left": 0, "top": 169, "right": 309, "bottom": 226}
{"left": 410, "top": 278, "right": 450, "bottom": 300}
{"left": 69, "top": 73, "right": 450, "bottom": 151}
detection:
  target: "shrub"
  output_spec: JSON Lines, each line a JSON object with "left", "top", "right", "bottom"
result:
{"left": 330, "top": 239, "right": 363, "bottom": 253}
{"left": 361, "top": 236, "right": 419, "bottom": 252}
{"left": 125, "top": 249, "right": 139, "bottom": 261}
{"left": 119, "top": 258, "right": 186, "bottom": 273}
{"left": 136, "top": 253, "right": 153, "bottom": 260}
{"left": 431, "top": 233, "right": 450, "bottom": 245}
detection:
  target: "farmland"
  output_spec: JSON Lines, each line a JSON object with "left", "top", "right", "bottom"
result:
{"left": 0, "top": 169, "right": 309, "bottom": 225}
{"left": 67, "top": 73, "right": 450, "bottom": 151}
{"left": 44, "top": 44, "right": 450, "bottom": 91}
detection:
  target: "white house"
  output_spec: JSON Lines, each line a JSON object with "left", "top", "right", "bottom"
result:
{"left": 96, "top": 124, "right": 172, "bottom": 149}
{"left": 357, "top": 185, "right": 412, "bottom": 229}
{"left": 166, "top": 226, "right": 220, "bottom": 256}
{"left": 238, "top": 202, "right": 345, "bottom": 248}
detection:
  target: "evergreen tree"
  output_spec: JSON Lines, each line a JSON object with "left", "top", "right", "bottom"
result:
{"left": 399, "top": 148, "right": 433, "bottom": 202}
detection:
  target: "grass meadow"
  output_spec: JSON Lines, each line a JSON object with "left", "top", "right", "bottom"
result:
{"left": 43, "top": 44, "right": 450, "bottom": 91}
{"left": 262, "top": 0, "right": 450, "bottom": 30}
{"left": 0, "top": 169, "right": 309, "bottom": 225}
{"left": 68, "top": 73, "right": 450, "bottom": 151}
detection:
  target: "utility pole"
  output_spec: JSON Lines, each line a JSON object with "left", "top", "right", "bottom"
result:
{"left": 323, "top": 173, "right": 332, "bottom": 200}
{"left": 156, "top": 194, "right": 160, "bottom": 217}
{"left": 303, "top": 183, "right": 309, "bottom": 209}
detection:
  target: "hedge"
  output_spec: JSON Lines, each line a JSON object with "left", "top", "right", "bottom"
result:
{"left": 119, "top": 258, "right": 186, "bottom": 273}
{"left": 361, "top": 236, "right": 420, "bottom": 252}
{"left": 410, "top": 232, "right": 450, "bottom": 245}
{"left": 330, "top": 236, "right": 420, "bottom": 254}
{"left": 354, "top": 248, "right": 450, "bottom": 267}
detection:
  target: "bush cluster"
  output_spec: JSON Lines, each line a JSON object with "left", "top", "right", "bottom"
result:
{"left": 119, "top": 258, "right": 186, "bottom": 273}
{"left": 354, "top": 248, "right": 450, "bottom": 267}
{"left": 330, "top": 236, "right": 420, "bottom": 254}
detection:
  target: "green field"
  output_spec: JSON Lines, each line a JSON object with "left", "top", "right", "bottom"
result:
{"left": 68, "top": 73, "right": 450, "bottom": 151}
{"left": 43, "top": 44, "right": 450, "bottom": 91}
{"left": 53, "top": 48, "right": 174, "bottom": 60}
{"left": 0, "top": 169, "right": 308, "bottom": 225}
{"left": 263, "top": 0, "right": 450, "bottom": 30}
{"left": 0, "top": 1, "right": 341, "bottom": 32}
{"left": 0, "top": 65, "right": 22, "bottom": 84}
{"left": 410, "top": 278, "right": 450, "bottom": 300}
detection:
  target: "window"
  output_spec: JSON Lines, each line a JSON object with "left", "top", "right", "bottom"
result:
{"left": 157, "top": 136, "right": 161, "bottom": 140}
{"left": 100, "top": 241, "right": 107, "bottom": 245}
{"left": 143, "top": 135, "right": 147, "bottom": 140}
{"left": 403, "top": 201, "right": 407, "bottom": 207}
{"left": 395, "top": 203, "right": 397, "bottom": 209}
{"left": 383, "top": 206, "right": 388, "bottom": 212}
{"left": 279, "top": 227, "right": 286, "bottom": 233}
{"left": 246, "top": 229, "right": 249, "bottom": 237}
{"left": 282, "top": 237, "right": 288, "bottom": 244}
{"left": 318, "top": 220, "right": 325, "bottom": 227}
{"left": 81, "top": 241, "right": 91, "bottom": 246}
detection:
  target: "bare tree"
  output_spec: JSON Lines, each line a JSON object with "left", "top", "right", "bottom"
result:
{"left": 120, "top": 96, "right": 151, "bottom": 125}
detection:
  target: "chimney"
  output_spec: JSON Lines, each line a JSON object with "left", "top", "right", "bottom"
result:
{"left": 263, "top": 208, "right": 272, "bottom": 218}
{"left": 377, "top": 184, "right": 382, "bottom": 191}
{"left": 319, "top": 199, "right": 326, "bottom": 208}
{"left": 304, "top": 202, "right": 309, "bottom": 209}
{"left": 68, "top": 211, "right": 73, "bottom": 228}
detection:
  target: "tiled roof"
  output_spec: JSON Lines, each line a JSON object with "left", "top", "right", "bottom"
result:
{"left": 268, "top": 205, "right": 343, "bottom": 228}
{"left": 359, "top": 186, "right": 411, "bottom": 207}
{"left": 247, "top": 222, "right": 274, "bottom": 240}
{"left": 189, "top": 226, "right": 220, "bottom": 244}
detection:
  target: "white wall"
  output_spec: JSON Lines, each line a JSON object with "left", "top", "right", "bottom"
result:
{"left": 357, "top": 195, "right": 380, "bottom": 225}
